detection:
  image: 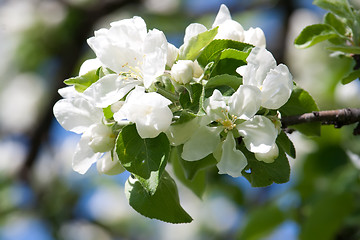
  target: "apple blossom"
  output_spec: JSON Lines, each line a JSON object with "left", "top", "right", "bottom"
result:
{"left": 113, "top": 86, "right": 173, "bottom": 139}
{"left": 182, "top": 87, "right": 278, "bottom": 177}
{"left": 82, "top": 16, "right": 168, "bottom": 108}
{"left": 237, "top": 47, "right": 293, "bottom": 109}
{"left": 53, "top": 88, "right": 121, "bottom": 174}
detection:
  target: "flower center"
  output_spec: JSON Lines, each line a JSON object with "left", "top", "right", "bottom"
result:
{"left": 216, "top": 109, "right": 238, "bottom": 133}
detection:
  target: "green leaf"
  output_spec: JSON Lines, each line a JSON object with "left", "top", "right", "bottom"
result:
{"left": 115, "top": 124, "right": 169, "bottom": 195}
{"left": 64, "top": 69, "right": 99, "bottom": 92}
{"left": 103, "top": 105, "right": 113, "bottom": 119}
{"left": 242, "top": 147, "right": 290, "bottom": 187}
{"left": 276, "top": 131, "right": 296, "bottom": 158}
{"left": 237, "top": 204, "right": 285, "bottom": 240}
{"left": 294, "top": 24, "right": 339, "bottom": 48}
{"left": 179, "top": 27, "right": 218, "bottom": 61}
{"left": 197, "top": 39, "right": 253, "bottom": 67}
{"left": 326, "top": 45, "right": 360, "bottom": 54}
{"left": 279, "top": 86, "right": 321, "bottom": 136}
{"left": 175, "top": 145, "right": 217, "bottom": 180}
{"left": 313, "top": 0, "right": 353, "bottom": 19}
{"left": 299, "top": 192, "right": 354, "bottom": 240}
{"left": 341, "top": 69, "right": 360, "bottom": 84}
{"left": 205, "top": 74, "right": 242, "bottom": 91}
{"left": 97, "top": 66, "right": 116, "bottom": 79}
{"left": 324, "top": 12, "right": 347, "bottom": 36}
{"left": 179, "top": 83, "right": 205, "bottom": 114}
{"left": 171, "top": 147, "right": 206, "bottom": 198}
{"left": 125, "top": 171, "right": 193, "bottom": 223}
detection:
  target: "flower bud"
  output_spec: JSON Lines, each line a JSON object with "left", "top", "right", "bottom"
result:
{"left": 193, "top": 60, "right": 204, "bottom": 78}
{"left": 166, "top": 43, "right": 179, "bottom": 68}
{"left": 86, "top": 123, "right": 115, "bottom": 153}
{"left": 255, "top": 144, "right": 279, "bottom": 163}
{"left": 96, "top": 152, "right": 125, "bottom": 175}
{"left": 171, "top": 60, "right": 194, "bottom": 84}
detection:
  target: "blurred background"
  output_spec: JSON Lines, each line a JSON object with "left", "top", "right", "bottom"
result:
{"left": 0, "top": 0, "right": 360, "bottom": 239}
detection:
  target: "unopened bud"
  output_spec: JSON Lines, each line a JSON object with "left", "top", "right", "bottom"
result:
{"left": 171, "top": 60, "right": 194, "bottom": 84}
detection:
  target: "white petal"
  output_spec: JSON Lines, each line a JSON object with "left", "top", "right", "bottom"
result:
{"left": 205, "top": 89, "right": 228, "bottom": 120}
{"left": 73, "top": 133, "right": 102, "bottom": 174}
{"left": 244, "top": 27, "right": 266, "bottom": 48}
{"left": 165, "top": 118, "right": 199, "bottom": 146}
{"left": 212, "top": 4, "right": 232, "bottom": 28}
{"left": 255, "top": 143, "right": 279, "bottom": 163}
{"left": 79, "top": 58, "right": 101, "bottom": 76}
{"left": 121, "top": 87, "right": 172, "bottom": 138}
{"left": 261, "top": 64, "right": 293, "bottom": 109}
{"left": 109, "top": 16, "right": 147, "bottom": 46}
{"left": 229, "top": 85, "right": 261, "bottom": 120}
{"left": 167, "top": 43, "right": 179, "bottom": 68}
{"left": 239, "top": 47, "right": 276, "bottom": 87}
{"left": 142, "top": 29, "right": 168, "bottom": 88}
{"left": 96, "top": 152, "right": 125, "bottom": 175}
{"left": 237, "top": 115, "right": 277, "bottom": 153}
{"left": 215, "top": 20, "right": 244, "bottom": 42}
{"left": 217, "top": 132, "right": 247, "bottom": 177}
{"left": 182, "top": 126, "right": 222, "bottom": 161}
{"left": 183, "top": 23, "right": 207, "bottom": 43}
{"left": 53, "top": 98, "right": 103, "bottom": 134}
{"left": 82, "top": 74, "right": 141, "bottom": 108}
{"left": 58, "top": 86, "right": 79, "bottom": 99}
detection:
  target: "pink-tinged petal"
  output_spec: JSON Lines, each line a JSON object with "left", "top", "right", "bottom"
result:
{"left": 217, "top": 132, "right": 247, "bottom": 177}
{"left": 53, "top": 98, "right": 103, "bottom": 134}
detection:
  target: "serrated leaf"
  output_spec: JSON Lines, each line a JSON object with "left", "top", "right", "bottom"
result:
{"left": 279, "top": 86, "right": 321, "bottom": 136}
{"left": 295, "top": 24, "right": 339, "bottom": 48}
{"left": 175, "top": 145, "right": 217, "bottom": 180}
{"left": 115, "top": 124, "right": 169, "bottom": 195}
{"left": 64, "top": 69, "right": 99, "bottom": 92}
{"left": 313, "top": 0, "right": 353, "bottom": 19}
{"left": 125, "top": 171, "right": 193, "bottom": 223}
{"left": 237, "top": 204, "right": 285, "bottom": 240}
{"left": 205, "top": 74, "right": 242, "bottom": 91}
{"left": 242, "top": 147, "right": 290, "bottom": 187}
{"left": 324, "top": 12, "right": 347, "bottom": 36}
{"left": 341, "top": 69, "right": 360, "bottom": 84}
{"left": 299, "top": 192, "right": 354, "bottom": 240}
{"left": 326, "top": 45, "right": 360, "bottom": 54}
{"left": 171, "top": 147, "right": 206, "bottom": 198}
{"left": 179, "top": 27, "right": 218, "bottom": 61}
{"left": 197, "top": 39, "right": 253, "bottom": 67}
{"left": 276, "top": 131, "right": 296, "bottom": 158}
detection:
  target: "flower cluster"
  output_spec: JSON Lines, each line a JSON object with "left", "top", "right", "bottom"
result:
{"left": 54, "top": 4, "right": 293, "bottom": 179}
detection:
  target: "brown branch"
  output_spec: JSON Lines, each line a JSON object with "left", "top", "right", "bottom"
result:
{"left": 281, "top": 108, "right": 360, "bottom": 135}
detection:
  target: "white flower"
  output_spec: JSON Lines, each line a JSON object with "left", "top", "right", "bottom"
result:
{"left": 82, "top": 16, "right": 168, "bottom": 108}
{"left": 113, "top": 86, "right": 173, "bottom": 138}
{"left": 182, "top": 88, "right": 278, "bottom": 177}
{"left": 212, "top": 5, "right": 266, "bottom": 47}
{"left": 171, "top": 60, "right": 194, "bottom": 84}
{"left": 53, "top": 93, "right": 119, "bottom": 174}
{"left": 237, "top": 47, "right": 293, "bottom": 109}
